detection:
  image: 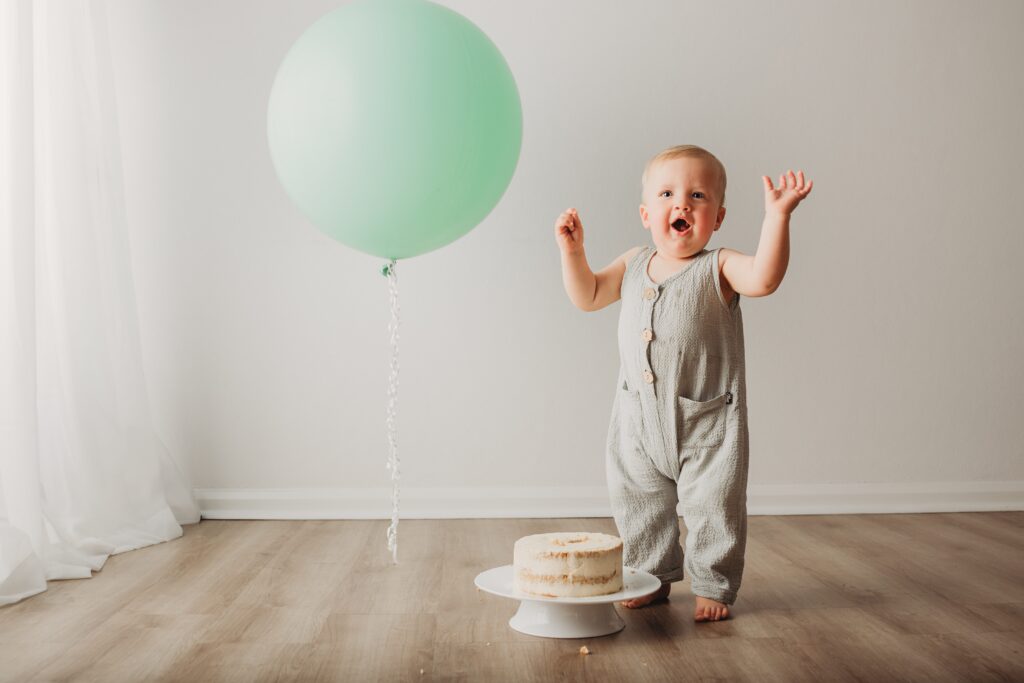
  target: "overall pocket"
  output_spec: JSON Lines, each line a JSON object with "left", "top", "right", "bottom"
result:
{"left": 677, "top": 391, "right": 731, "bottom": 451}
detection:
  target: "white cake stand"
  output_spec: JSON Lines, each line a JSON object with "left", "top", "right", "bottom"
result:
{"left": 474, "top": 565, "right": 661, "bottom": 639}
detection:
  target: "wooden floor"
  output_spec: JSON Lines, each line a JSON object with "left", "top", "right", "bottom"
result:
{"left": 1, "top": 513, "right": 1022, "bottom": 682}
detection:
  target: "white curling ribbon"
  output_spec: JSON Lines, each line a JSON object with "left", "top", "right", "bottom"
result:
{"left": 384, "top": 259, "right": 401, "bottom": 563}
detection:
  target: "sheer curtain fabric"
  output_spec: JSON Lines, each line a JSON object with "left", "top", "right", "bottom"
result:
{"left": 0, "top": 0, "right": 199, "bottom": 607}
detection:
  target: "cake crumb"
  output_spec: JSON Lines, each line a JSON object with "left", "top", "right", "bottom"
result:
{"left": 579, "top": 646, "right": 590, "bottom": 655}
{"left": 419, "top": 669, "right": 424, "bottom": 675}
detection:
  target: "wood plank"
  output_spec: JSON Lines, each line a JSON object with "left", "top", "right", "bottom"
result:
{"left": 0, "top": 513, "right": 1019, "bottom": 683}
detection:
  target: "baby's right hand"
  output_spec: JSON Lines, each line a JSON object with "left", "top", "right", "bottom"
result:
{"left": 555, "top": 208, "right": 584, "bottom": 254}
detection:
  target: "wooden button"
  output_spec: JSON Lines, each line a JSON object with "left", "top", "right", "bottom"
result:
{"left": 643, "top": 287, "right": 656, "bottom": 300}
{"left": 641, "top": 328, "right": 653, "bottom": 342}
{"left": 643, "top": 370, "right": 654, "bottom": 383}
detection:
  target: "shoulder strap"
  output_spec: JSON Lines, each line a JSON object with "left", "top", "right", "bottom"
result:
{"left": 627, "top": 246, "right": 652, "bottom": 279}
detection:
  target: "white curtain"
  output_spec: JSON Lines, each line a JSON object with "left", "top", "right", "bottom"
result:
{"left": 0, "top": 0, "right": 199, "bottom": 606}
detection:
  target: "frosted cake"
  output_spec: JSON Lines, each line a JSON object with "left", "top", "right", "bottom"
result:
{"left": 513, "top": 532, "right": 623, "bottom": 597}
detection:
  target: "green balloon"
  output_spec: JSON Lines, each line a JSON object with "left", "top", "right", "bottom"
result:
{"left": 267, "top": 0, "right": 522, "bottom": 260}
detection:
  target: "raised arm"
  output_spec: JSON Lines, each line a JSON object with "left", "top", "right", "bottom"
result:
{"left": 563, "top": 246, "right": 642, "bottom": 312}
{"left": 555, "top": 207, "right": 640, "bottom": 312}
{"left": 721, "top": 170, "right": 813, "bottom": 297}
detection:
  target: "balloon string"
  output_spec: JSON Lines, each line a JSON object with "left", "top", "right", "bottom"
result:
{"left": 383, "top": 259, "right": 400, "bottom": 563}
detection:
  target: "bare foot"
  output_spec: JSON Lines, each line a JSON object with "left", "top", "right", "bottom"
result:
{"left": 620, "top": 582, "right": 670, "bottom": 609}
{"left": 694, "top": 596, "right": 730, "bottom": 622}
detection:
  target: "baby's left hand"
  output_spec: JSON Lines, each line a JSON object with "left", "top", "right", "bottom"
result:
{"left": 763, "top": 170, "right": 813, "bottom": 217}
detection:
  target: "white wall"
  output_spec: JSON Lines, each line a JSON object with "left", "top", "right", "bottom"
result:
{"left": 105, "top": 0, "right": 1024, "bottom": 517}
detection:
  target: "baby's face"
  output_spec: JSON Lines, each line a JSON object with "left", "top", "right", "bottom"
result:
{"left": 640, "top": 157, "right": 726, "bottom": 259}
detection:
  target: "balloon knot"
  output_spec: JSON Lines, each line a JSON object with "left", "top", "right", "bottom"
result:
{"left": 381, "top": 262, "right": 394, "bottom": 277}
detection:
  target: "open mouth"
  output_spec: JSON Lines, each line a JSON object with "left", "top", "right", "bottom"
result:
{"left": 671, "top": 218, "right": 690, "bottom": 232}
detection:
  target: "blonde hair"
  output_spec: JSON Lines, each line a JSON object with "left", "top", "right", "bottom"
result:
{"left": 641, "top": 145, "right": 727, "bottom": 207}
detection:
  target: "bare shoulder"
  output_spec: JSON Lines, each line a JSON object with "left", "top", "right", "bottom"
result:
{"left": 619, "top": 245, "right": 645, "bottom": 267}
{"left": 717, "top": 247, "right": 743, "bottom": 304}
{"left": 717, "top": 246, "right": 744, "bottom": 266}
{"left": 717, "top": 247, "right": 743, "bottom": 280}
{"left": 595, "top": 245, "right": 643, "bottom": 278}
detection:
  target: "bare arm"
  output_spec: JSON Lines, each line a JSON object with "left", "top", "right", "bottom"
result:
{"left": 721, "top": 170, "right": 813, "bottom": 297}
{"left": 720, "top": 213, "right": 790, "bottom": 297}
{"left": 555, "top": 207, "right": 639, "bottom": 312}
{"left": 561, "top": 247, "right": 640, "bottom": 311}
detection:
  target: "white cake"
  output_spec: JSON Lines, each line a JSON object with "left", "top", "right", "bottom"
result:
{"left": 513, "top": 532, "right": 623, "bottom": 597}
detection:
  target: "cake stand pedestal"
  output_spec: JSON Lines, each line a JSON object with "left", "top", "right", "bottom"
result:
{"left": 474, "top": 565, "right": 661, "bottom": 639}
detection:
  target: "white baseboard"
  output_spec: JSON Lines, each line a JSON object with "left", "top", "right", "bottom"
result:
{"left": 196, "top": 481, "right": 1024, "bottom": 520}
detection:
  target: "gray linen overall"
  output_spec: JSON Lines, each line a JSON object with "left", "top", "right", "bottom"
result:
{"left": 606, "top": 246, "right": 749, "bottom": 605}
